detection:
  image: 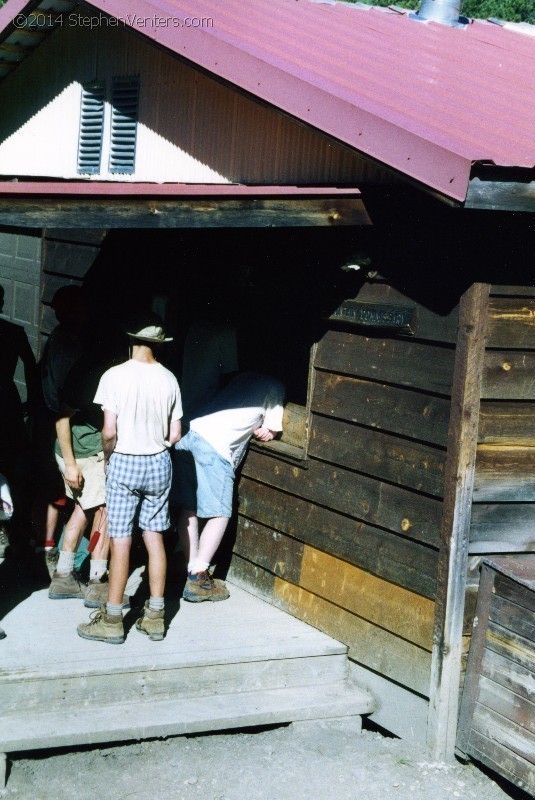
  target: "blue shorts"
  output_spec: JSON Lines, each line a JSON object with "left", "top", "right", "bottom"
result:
{"left": 106, "top": 450, "right": 172, "bottom": 538}
{"left": 171, "top": 430, "right": 234, "bottom": 518}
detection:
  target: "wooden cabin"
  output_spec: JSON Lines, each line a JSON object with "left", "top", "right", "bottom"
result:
{"left": 0, "top": 0, "right": 533, "bottom": 778}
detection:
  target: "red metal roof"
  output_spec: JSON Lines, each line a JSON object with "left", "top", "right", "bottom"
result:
{"left": 0, "top": 182, "right": 362, "bottom": 196}
{"left": 1, "top": 0, "right": 534, "bottom": 201}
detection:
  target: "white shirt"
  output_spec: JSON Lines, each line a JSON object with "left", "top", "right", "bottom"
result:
{"left": 94, "top": 360, "right": 182, "bottom": 455}
{"left": 190, "top": 373, "right": 284, "bottom": 470}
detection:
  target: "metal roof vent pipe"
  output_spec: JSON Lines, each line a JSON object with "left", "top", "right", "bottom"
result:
{"left": 410, "top": 0, "right": 469, "bottom": 26}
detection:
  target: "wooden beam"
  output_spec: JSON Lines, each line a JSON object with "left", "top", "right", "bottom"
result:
{"left": 427, "top": 282, "right": 490, "bottom": 761}
{"left": 465, "top": 178, "right": 535, "bottom": 212}
{"left": 0, "top": 197, "right": 370, "bottom": 229}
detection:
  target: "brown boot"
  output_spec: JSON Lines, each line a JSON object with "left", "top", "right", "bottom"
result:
{"left": 84, "top": 575, "right": 130, "bottom": 610}
{"left": 183, "top": 571, "right": 230, "bottom": 603}
{"left": 77, "top": 605, "right": 125, "bottom": 644}
{"left": 135, "top": 601, "right": 165, "bottom": 641}
{"left": 49, "top": 571, "right": 86, "bottom": 600}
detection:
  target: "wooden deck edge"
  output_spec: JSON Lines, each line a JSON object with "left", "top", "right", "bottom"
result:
{"left": 1, "top": 683, "right": 375, "bottom": 753}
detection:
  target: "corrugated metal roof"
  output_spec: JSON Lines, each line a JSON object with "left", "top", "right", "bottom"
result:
{"left": 1, "top": 0, "right": 534, "bottom": 200}
{"left": 0, "top": 182, "right": 363, "bottom": 196}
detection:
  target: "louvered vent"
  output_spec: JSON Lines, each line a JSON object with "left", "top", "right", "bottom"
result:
{"left": 77, "top": 83, "right": 105, "bottom": 175}
{"left": 109, "top": 76, "right": 140, "bottom": 175}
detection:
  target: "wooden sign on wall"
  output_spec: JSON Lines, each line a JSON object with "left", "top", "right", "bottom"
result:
{"left": 329, "top": 300, "right": 416, "bottom": 333}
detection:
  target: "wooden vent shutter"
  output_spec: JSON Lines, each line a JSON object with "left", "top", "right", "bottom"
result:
{"left": 77, "top": 83, "right": 105, "bottom": 175}
{"left": 109, "top": 76, "right": 140, "bottom": 175}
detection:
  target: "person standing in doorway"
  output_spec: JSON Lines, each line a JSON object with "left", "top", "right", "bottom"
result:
{"left": 77, "top": 313, "right": 182, "bottom": 645}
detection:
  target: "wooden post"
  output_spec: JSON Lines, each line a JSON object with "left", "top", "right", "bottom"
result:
{"left": 427, "top": 282, "right": 490, "bottom": 761}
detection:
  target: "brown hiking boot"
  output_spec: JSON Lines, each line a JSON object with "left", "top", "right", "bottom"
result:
{"left": 135, "top": 601, "right": 165, "bottom": 641}
{"left": 183, "top": 571, "right": 230, "bottom": 603}
{"left": 49, "top": 571, "right": 86, "bottom": 600}
{"left": 77, "top": 605, "right": 125, "bottom": 644}
{"left": 84, "top": 575, "right": 130, "bottom": 610}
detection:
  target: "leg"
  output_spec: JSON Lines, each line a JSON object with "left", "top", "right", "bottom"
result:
{"left": 136, "top": 530, "right": 166, "bottom": 641}
{"left": 49, "top": 503, "right": 90, "bottom": 598}
{"left": 107, "top": 537, "right": 132, "bottom": 606}
{"left": 197, "top": 516, "right": 230, "bottom": 567}
{"left": 61, "top": 503, "right": 91, "bottom": 553}
{"left": 178, "top": 508, "right": 199, "bottom": 566}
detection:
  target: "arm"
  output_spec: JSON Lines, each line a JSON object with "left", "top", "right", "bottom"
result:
{"left": 253, "top": 427, "right": 277, "bottom": 442}
{"left": 168, "top": 418, "right": 182, "bottom": 446}
{"left": 56, "top": 411, "right": 84, "bottom": 490}
{"left": 101, "top": 408, "right": 118, "bottom": 463}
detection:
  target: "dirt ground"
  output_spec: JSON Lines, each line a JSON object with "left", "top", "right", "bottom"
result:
{"left": 2, "top": 720, "right": 527, "bottom": 800}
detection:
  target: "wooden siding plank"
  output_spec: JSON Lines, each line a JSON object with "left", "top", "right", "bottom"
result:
{"left": 428, "top": 283, "right": 490, "bottom": 761}
{"left": 494, "top": 573, "right": 535, "bottom": 613}
{"left": 478, "top": 402, "right": 535, "bottom": 445}
{"left": 42, "top": 240, "right": 101, "bottom": 278}
{"left": 477, "top": 675, "right": 535, "bottom": 734}
{"left": 298, "top": 547, "right": 435, "bottom": 650}
{"left": 486, "top": 621, "right": 535, "bottom": 672}
{"left": 237, "top": 478, "right": 438, "bottom": 598}
{"left": 489, "top": 594, "right": 535, "bottom": 643}
{"left": 354, "top": 282, "right": 459, "bottom": 344}
{"left": 228, "top": 556, "right": 432, "bottom": 696}
{"left": 468, "top": 730, "right": 535, "bottom": 796}
{"left": 490, "top": 286, "right": 535, "bottom": 298}
{"left": 471, "top": 704, "right": 535, "bottom": 765}
{"left": 315, "top": 330, "right": 455, "bottom": 394}
{"left": 486, "top": 298, "right": 535, "bottom": 350}
{"left": 481, "top": 648, "right": 535, "bottom": 704}
{"left": 482, "top": 351, "right": 535, "bottom": 400}
{"left": 473, "top": 445, "right": 535, "bottom": 502}
{"left": 311, "top": 371, "right": 450, "bottom": 447}
{"left": 234, "top": 518, "right": 304, "bottom": 586}
{"left": 469, "top": 504, "right": 535, "bottom": 552}
{"left": 242, "top": 450, "right": 443, "bottom": 548}
{"left": 309, "top": 413, "right": 446, "bottom": 497}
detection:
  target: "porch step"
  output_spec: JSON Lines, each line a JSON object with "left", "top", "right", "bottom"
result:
{"left": 2, "top": 682, "right": 374, "bottom": 752}
{"left": 0, "top": 582, "right": 375, "bottom": 756}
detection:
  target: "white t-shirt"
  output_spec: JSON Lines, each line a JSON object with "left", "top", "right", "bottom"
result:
{"left": 181, "top": 320, "right": 238, "bottom": 422}
{"left": 190, "top": 373, "right": 284, "bottom": 470}
{"left": 94, "top": 360, "right": 182, "bottom": 455}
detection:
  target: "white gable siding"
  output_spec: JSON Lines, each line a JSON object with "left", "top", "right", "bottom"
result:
{"left": 0, "top": 20, "right": 392, "bottom": 186}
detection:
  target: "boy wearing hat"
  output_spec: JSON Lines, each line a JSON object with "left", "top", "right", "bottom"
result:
{"left": 77, "top": 314, "right": 182, "bottom": 644}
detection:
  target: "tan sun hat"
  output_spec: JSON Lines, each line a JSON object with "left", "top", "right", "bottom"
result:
{"left": 126, "top": 312, "right": 173, "bottom": 343}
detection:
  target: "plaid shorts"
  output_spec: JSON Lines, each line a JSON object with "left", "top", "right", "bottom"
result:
{"left": 106, "top": 450, "right": 172, "bottom": 538}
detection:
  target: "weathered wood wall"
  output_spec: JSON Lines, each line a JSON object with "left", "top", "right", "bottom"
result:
{"left": 457, "top": 559, "right": 535, "bottom": 796}
{"left": 39, "top": 229, "right": 107, "bottom": 356}
{"left": 229, "top": 277, "right": 460, "bottom": 738}
{"left": 470, "top": 286, "right": 535, "bottom": 554}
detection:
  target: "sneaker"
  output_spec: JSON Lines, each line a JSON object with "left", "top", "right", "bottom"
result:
{"left": 0, "top": 526, "right": 9, "bottom": 558}
{"left": 48, "top": 571, "right": 86, "bottom": 600}
{"left": 77, "top": 605, "right": 125, "bottom": 644}
{"left": 182, "top": 571, "right": 230, "bottom": 603}
{"left": 84, "top": 575, "right": 130, "bottom": 610}
{"left": 135, "top": 600, "right": 165, "bottom": 641}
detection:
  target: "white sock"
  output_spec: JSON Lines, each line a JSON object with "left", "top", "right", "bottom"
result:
{"left": 106, "top": 602, "right": 123, "bottom": 617}
{"left": 188, "top": 559, "right": 210, "bottom": 575}
{"left": 149, "top": 596, "right": 165, "bottom": 611}
{"left": 90, "top": 559, "right": 108, "bottom": 581}
{"left": 57, "top": 551, "right": 75, "bottom": 575}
